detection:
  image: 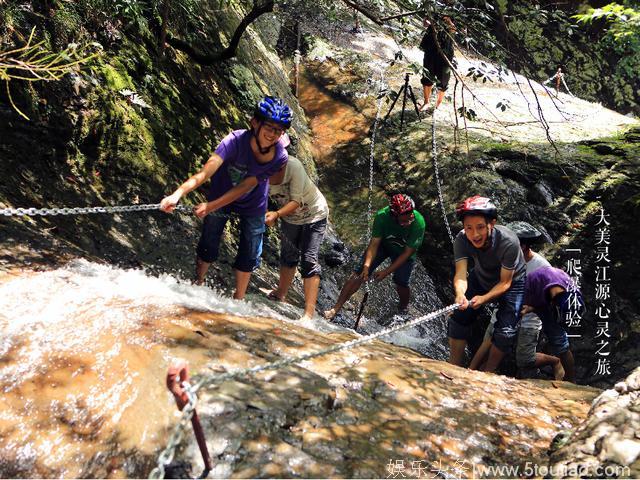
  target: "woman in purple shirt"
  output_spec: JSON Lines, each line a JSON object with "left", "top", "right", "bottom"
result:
{"left": 160, "top": 96, "right": 291, "bottom": 300}
{"left": 522, "top": 266, "right": 585, "bottom": 382}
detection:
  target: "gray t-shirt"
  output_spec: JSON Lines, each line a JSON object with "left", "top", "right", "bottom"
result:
{"left": 453, "top": 225, "right": 526, "bottom": 290}
{"left": 526, "top": 251, "right": 551, "bottom": 274}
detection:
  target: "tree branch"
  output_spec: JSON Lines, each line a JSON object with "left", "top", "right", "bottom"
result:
{"left": 340, "top": 0, "right": 383, "bottom": 25}
{"left": 166, "top": 0, "right": 274, "bottom": 65}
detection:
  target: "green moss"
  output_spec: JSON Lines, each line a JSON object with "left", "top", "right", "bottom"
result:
{"left": 100, "top": 62, "right": 133, "bottom": 91}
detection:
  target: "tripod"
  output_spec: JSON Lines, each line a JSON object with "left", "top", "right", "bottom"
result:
{"left": 380, "top": 72, "right": 422, "bottom": 131}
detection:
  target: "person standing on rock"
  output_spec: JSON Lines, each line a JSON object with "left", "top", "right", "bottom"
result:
{"left": 469, "top": 221, "right": 565, "bottom": 380}
{"left": 449, "top": 196, "right": 526, "bottom": 372}
{"left": 521, "top": 266, "right": 584, "bottom": 383}
{"left": 264, "top": 156, "right": 329, "bottom": 321}
{"left": 418, "top": 15, "right": 456, "bottom": 114}
{"left": 324, "top": 194, "right": 425, "bottom": 321}
{"left": 160, "top": 96, "right": 292, "bottom": 300}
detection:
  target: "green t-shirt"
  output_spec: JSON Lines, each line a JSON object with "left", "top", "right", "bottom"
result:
{"left": 371, "top": 206, "right": 426, "bottom": 258}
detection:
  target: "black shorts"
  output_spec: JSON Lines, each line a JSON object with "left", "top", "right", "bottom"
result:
{"left": 421, "top": 52, "right": 451, "bottom": 91}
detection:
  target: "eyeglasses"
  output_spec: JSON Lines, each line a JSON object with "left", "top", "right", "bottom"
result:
{"left": 261, "top": 123, "right": 285, "bottom": 136}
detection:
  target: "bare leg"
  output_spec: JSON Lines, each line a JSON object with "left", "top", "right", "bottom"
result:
{"left": 324, "top": 273, "right": 364, "bottom": 320}
{"left": 558, "top": 350, "right": 575, "bottom": 383}
{"left": 234, "top": 270, "right": 252, "bottom": 300}
{"left": 270, "top": 265, "right": 296, "bottom": 301}
{"left": 195, "top": 256, "right": 210, "bottom": 285}
{"left": 434, "top": 89, "right": 446, "bottom": 109}
{"left": 532, "top": 353, "right": 565, "bottom": 380}
{"left": 482, "top": 344, "right": 506, "bottom": 373}
{"left": 300, "top": 275, "right": 321, "bottom": 321}
{"left": 396, "top": 285, "right": 410, "bottom": 310}
{"left": 419, "top": 84, "right": 434, "bottom": 111}
{"left": 469, "top": 339, "right": 492, "bottom": 370}
{"left": 448, "top": 338, "right": 467, "bottom": 366}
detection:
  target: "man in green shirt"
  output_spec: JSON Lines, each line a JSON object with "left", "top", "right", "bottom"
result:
{"left": 324, "top": 194, "right": 426, "bottom": 321}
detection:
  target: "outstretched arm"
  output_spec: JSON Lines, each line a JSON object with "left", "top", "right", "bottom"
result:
{"left": 194, "top": 176, "right": 259, "bottom": 218}
{"left": 373, "top": 246, "right": 415, "bottom": 281}
{"left": 265, "top": 200, "right": 300, "bottom": 227}
{"left": 160, "top": 154, "right": 224, "bottom": 212}
{"left": 470, "top": 267, "right": 514, "bottom": 309}
{"left": 453, "top": 259, "right": 470, "bottom": 310}
{"left": 361, "top": 237, "right": 382, "bottom": 281}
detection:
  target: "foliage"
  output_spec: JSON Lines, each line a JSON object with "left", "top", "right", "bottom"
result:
{"left": 0, "top": 27, "right": 100, "bottom": 120}
{"left": 573, "top": 3, "right": 640, "bottom": 42}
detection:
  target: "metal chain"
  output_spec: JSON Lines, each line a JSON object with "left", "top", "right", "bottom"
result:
{"left": 0, "top": 203, "right": 237, "bottom": 219}
{"left": 0, "top": 204, "right": 163, "bottom": 216}
{"left": 431, "top": 88, "right": 454, "bottom": 245}
{"left": 148, "top": 381, "right": 199, "bottom": 479}
{"left": 149, "top": 303, "right": 459, "bottom": 478}
{"left": 363, "top": 69, "right": 388, "bottom": 294}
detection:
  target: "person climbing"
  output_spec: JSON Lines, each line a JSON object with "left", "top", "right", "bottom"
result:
{"left": 469, "top": 221, "right": 565, "bottom": 380}
{"left": 159, "top": 96, "right": 292, "bottom": 300}
{"left": 264, "top": 156, "right": 329, "bottom": 321}
{"left": 418, "top": 15, "right": 456, "bottom": 114}
{"left": 449, "top": 196, "right": 526, "bottom": 373}
{"left": 521, "top": 266, "right": 584, "bottom": 383}
{"left": 323, "top": 194, "right": 425, "bottom": 321}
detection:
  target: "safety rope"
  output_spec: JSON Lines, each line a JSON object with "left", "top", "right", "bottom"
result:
{"left": 148, "top": 302, "right": 458, "bottom": 479}
{"left": 430, "top": 87, "right": 454, "bottom": 245}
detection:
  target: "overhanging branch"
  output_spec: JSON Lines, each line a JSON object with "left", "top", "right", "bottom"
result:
{"left": 166, "top": 0, "right": 275, "bottom": 65}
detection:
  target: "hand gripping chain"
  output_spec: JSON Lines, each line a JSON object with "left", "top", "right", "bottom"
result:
{"left": 149, "top": 303, "right": 459, "bottom": 479}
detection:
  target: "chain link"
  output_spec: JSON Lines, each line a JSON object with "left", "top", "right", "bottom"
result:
{"left": 431, "top": 88, "right": 454, "bottom": 245}
{"left": 0, "top": 203, "right": 238, "bottom": 218}
{"left": 363, "top": 69, "right": 388, "bottom": 294}
{"left": 149, "top": 303, "right": 458, "bottom": 478}
{"left": 149, "top": 381, "right": 199, "bottom": 479}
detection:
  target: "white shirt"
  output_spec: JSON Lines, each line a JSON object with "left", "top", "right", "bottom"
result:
{"left": 268, "top": 157, "right": 329, "bottom": 225}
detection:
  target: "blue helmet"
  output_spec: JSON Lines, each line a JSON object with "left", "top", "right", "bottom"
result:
{"left": 255, "top": 96, "right": 292, "bottom": 128}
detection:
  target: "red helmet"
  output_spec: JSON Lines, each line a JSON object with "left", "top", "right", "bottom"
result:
{"left": 390, "top": 194, "right": 415, "bottom": 216}
{"left": 455, "top": 195, "right": 497, "bottom": 220}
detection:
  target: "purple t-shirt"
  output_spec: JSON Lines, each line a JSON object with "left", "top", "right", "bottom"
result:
{"left": 208, "top": 130, "right": 288, "bottom": 216}
{"left": 525, "top": 266, "right": 579, "bottom": 309}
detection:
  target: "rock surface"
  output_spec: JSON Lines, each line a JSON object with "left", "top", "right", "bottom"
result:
{"left": 548, "top": 367, "right": 640, "bottom": 478}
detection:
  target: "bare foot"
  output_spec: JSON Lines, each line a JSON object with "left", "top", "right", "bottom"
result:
{"left": 323, "top": 308, "right": 337, "bottom": 320}
{"left": 553, "top": 362, "right": 565, "bottom": 381}
{"left": 299, "top": 313, "right": 313, "bottom": 322}
{"left": 419, "top": 102, "right": 432, "bottom": 113}
{"left": 260, "top": 287, "right": 285, "bottom": 302}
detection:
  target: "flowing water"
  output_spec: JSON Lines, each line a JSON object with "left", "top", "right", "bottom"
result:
{"left": 0, "top": 258, "right": 445, "bottom": 477}
{"left": 0, "top": 260, "right": 295, "bottom": 477}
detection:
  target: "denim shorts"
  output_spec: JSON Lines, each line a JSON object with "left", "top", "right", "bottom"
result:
{"left": 448, "top": 270, "right": 525, "bottom": 352}
{"left": 537, "top": 291, "right": 585, "bottom": 355}
{"left": 354, "top": 244, "right": 415, "bottom": 287}
{"left": 196, "top": 212, "right": 265, "bottom": 273}
{"left": 280, "top": 218, "right": 327, "bottom": 278}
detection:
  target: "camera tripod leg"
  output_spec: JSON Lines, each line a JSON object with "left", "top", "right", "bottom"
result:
{"left": 400, "top": 81, "right": 409, "bottom": 130}
{"left": 380, "top": 85, "right": 404, "bottom": 127}
{"left": 407, "top": 85, "right": 422, "bottom": 121}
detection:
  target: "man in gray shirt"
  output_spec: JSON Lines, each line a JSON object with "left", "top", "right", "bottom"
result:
{"left": 470, "top": 221, "right": 565, "bottom": 380}
{"left": 450, "top": 196, "right": 526, "bottom": 373}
